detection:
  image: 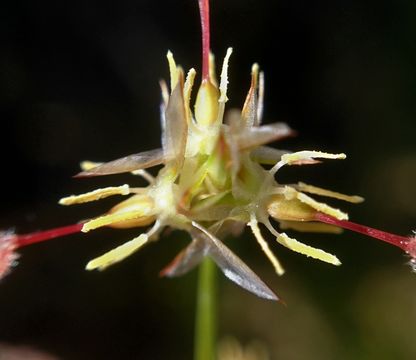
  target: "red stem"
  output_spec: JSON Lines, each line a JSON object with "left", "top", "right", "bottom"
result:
{"left": 198, "top": 0, "right": 210, "bottom": 81}
{"left": 16, "top": 223, "right": 84, "bottom": 248}
{"left": 315, "top": 213, "right": 410, "bottom": 251}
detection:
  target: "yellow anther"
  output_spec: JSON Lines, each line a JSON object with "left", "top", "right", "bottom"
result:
{"left": 184, "top": 68, "right": 197, "bottom": 123}
{"left": 296, "top": 192, "right": 348, "bottom": 220}
{"left": 271, "top": 151, "right": 346, "bottom": 175}
{"left": 59, "top": 185, "right": 130, "bottom": 205}
{"left": 86, "top": 234, "right": 148, "bottom": 271}
{"left": 297, "top": 182, "right": 364, "bottom": 203}
{"left": 276, "top": 233, "right": 341, "bottom": 266}
{"left": 219, "top": 47, "right": 233, "bottom": 103}
{"left": 281, "top": 151, "right": 346, "bottom": 165}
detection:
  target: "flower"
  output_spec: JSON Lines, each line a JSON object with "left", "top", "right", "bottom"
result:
{"left": 53, "top": 48, "right": 367, "bottom": 301}
{"left": 1, "top": 0, "right": 414, "bottom": 301}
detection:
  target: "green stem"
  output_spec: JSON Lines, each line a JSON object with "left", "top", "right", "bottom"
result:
{"left": 194, "top": 257, "right": 217, "bottom": 360}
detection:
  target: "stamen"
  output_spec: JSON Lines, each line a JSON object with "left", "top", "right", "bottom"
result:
{"left": 296, "top": 182, "right": 364, "bottom": 204}
{"left": 249, "top": 213, "right": 285, "bottom": 275}
{"left": 276, "top": 232, "right": 341, "bottom": 266}
{"left": 86, "top": 220, "right": 160, "bottom": 272}
{"left": 184, "top": 68, "right": 197, "bottom": 125}
{"left": 296, "top": 192, "right": 348, "bottom": 221}
{"left": 282, "top": 151, "right": 346, "bottom": 164}
{"left": 219, "top": 48, "right": 233, "bottom": 103}
{"left": 198, "top": 0, "right": 211, "bottom": 81}
{"left": 59, "top": 185, "right": 130, "bottom": 205}
{"left": 270, "top": 151, "right": 346, "bottom": 176}
{"left": 263, "top": 219, "right": 340, "bottom": 266}
{"left": 86, "top": 233, "right": 148, "bottom": 271}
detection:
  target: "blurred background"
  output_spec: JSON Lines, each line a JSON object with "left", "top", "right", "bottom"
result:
{"left": 0, "top": 0, "right": 415, "bottom": 359}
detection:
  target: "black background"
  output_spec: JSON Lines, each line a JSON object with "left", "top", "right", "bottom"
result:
{"left": 0, "top": 1, "right": 415, "bottom": 359}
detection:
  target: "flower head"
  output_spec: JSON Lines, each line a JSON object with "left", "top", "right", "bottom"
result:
{"left": 1, "top": 0, "right": 414, "bottom": 301}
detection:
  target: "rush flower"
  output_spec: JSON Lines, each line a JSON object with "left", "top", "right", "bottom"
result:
{"left": 1, "top": 0, "right": 414, "bottom": 300}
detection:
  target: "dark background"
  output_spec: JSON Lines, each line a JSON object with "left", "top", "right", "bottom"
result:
{"left": 0, "top": 0, "right": 415, "bottom": 359}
